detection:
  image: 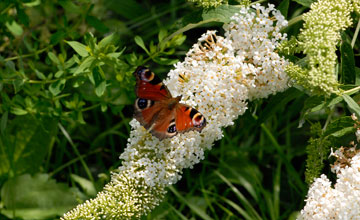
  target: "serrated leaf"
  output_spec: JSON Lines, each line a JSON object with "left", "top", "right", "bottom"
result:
{"left": 340, "top": 41, "right": 355, "bottom": 84}
{"left": 70, "top": 174, "right": 97, "bottom": 197}
{"left": 49, "top": 79, "right": 66, "bottom": 96}
{"left": 6, "top": 21, "right": 23, "bottom": 36}
{"left": 66, "top": 41, "right": 89, "bottom": 57}
{"left": 74, "top": 56, "right": 96, "bottom": 75}
{"left": 134, "top": 35, "right": 149, "bottom": 54}
{"left": 343, "top": 94, "right": 360, "bottom": 117}
{"left": 0, "top": 173, "right": 82, "bottom": 220}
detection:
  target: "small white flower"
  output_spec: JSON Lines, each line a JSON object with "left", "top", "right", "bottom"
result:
{"left": 62, "top": 4, "right": 290, "bottom": 219}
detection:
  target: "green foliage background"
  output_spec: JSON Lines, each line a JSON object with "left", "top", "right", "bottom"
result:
{"left": 0, "top": 0, "right": 359, "bottom": 219}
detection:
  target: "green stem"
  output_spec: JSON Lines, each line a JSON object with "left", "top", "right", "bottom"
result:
{"left": 58, "top": 123, "right": 94, "bottom": 183}
{"left": 49, "top": 148, "right": 102, "bottom": 178}
{"left": 322, "top": 106, "right": 335, "bottom": 131}
{"left": 81, "top": 103, "right": 101, "bottom": 112}
{"left": 287, "top": 15, "right": 303, "bottom": 28}
{"left": 343, "top": 85, "right": 360, "bottom": 95}
{"left": 28, "top": 75, "right": 76, "bottom": 84}
{"left": 4, "top": 47, "right": 50, "bottom": 61}
{"left": 260, "top": 123, "right": 306, "bottom": 193}
{"left": 351, "top": 18, "right": 360, "bottom": 48}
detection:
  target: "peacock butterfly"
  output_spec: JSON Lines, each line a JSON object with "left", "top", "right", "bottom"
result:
{"left": 133, "top": 66, "right": 206, "bottom": 140}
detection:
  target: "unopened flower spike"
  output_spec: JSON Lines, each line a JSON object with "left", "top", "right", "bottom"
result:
{"left": 285, "top": 0, "right": 357, "bottom": 95}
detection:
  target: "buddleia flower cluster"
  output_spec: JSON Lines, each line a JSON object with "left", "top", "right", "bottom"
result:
{"left": 62, "top": 4, "right": 289, "bottom": 219}
{"left": 285, "top": 0, "right": 358, "bottom": 95}
{"left": 298, "top": 145, "right": 360, "bottom": 219}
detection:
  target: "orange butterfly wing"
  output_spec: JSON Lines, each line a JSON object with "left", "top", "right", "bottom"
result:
{"left": 175, "top": 104, "right": 206, "bottom": 133}
{"left": 134, "top": 66, "right": 171, "bottom": 101}
{"left": 133, "top": 66, "right": 206, "bottom": 140}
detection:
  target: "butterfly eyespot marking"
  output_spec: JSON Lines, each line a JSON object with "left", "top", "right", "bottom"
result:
{"left": 136, "top": 98, "right": 148, "bottom": 109}
{"left": 167, "top": 122, "right": 177, "bottom": 134}
{"left": 136, "top": 98, "right": 154, "bottom": 110}
{"left": 143, "top": 70, "right": 154, "bottom": 81}
{"left": 192, "top": 112, "right": 206, "bottom": 128}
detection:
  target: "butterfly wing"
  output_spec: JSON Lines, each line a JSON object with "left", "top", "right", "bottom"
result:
{"left": 134, "top": 66, "right": 175, "bottom": 140}
{"left": 134, "top": 66, "right": 171, "bottom": 101}
{"left": 175, "top": 104, "right": 206, "bottom": 134}
{"left": 133, "top": 66, "right": 206, "bottom": 140}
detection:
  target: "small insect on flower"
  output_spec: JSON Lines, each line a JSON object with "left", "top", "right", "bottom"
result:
{"left": 133, "top": 66, "right": 206, "bottom": 140}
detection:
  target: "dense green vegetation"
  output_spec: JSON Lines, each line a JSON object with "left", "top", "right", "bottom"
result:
{"left": 0, "top": 0, "right": 359, "bottom": 219}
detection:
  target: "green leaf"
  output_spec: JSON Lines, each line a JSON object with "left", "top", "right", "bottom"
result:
{"left": 35, "top": 70, "right": 46, "bottom": 80}
{"left": 48, "top": 52, "right": 60, "bottom": 64}
{"left": 70, "top": 174, "right": 97, "bottom": 197}
{"left": 23, "top": 0, "right": 41, "bottom": 7}
{"left": 343, "top": 94, "right": 360, "bottom": 117}
{"left": 86, "top": 15, "right": 109, "bottom": 33}
{"left": 1, "top": 111, "right": 8, "bottom": 134}
{"left": 92, "top": 68, "right": 106, "bottom": 97}
{"left": 257, "top": 88, "right": 302, "bottom": 124}
{"left": 153, "top": 57, "right": 178, "bottom": 65}
{"left": 158, "top": 29, "right": 168, "bottom": 42}
{"left": 101, "top": 103, "right": 107, "bottom": 112}
{"left": 74, "top": 56, "right": 96, "bottom": 75}
{"left": 55, "top": 70, "right": 64, "bottom": 78}
{"left": 50, "top": 30, "right": 66, "bottom": 45}
{"left": 0, "top": 116, "right": 57, "bottom": 176}
{"left": 163, "top": 5, "right": 240, "bottom": 46}
{"left": 0, "top": 173, "right": 83, "bottom": 219}
{"left": 323, "top": 116, "right": 355, "bottom": 137}
{"left": 11, "top": 107, "right": 28, "bottom": 115}
{"left": 340, "top": 41, "right": 355, "bottom": 84}
{"left": 49, "top": 79, "right": 66, "bottom": 96}
{"left": 95, "top": 81, "right": 106, "bottom": 97}
{"left": 292, "top": 0, "right": 314, "bottom": 7}
{"left": 98, "top": 33, "right": 119, "bottom": 48}
{"left": 66, "top": 41, "right": 89, "bottom": 57}
{"left": 356, "top": 67, "right": 360, "bottom": 85}
{"left": 106, "top": 0, "right": 146, "bottom": 20}
{"left": 58, "top": 0, "right": 81, "bottom": 13}
{"left": 134, "top": 35, "right": 149, "bottom": 54}
{"left": 5, "top": 21, "right": 24, "bottom": 36}
{"left": 277, "top": 0, "right": 289, "bottom": 18}
{"left": 12, "top": 78, "right": 24, "bottom": 93}
{"left": 169, "top": 186, "right": 213, "bottom": 220}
